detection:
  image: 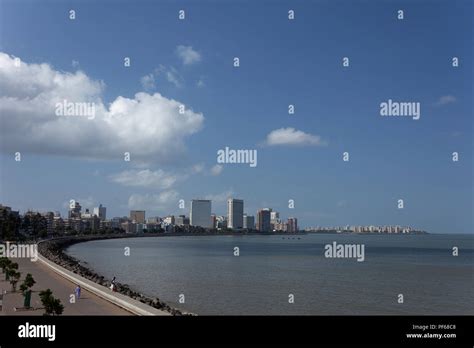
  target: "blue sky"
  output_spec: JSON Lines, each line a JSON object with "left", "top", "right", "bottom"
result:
{"left": 0, "top": 0, "right": 472, "bottom": 233}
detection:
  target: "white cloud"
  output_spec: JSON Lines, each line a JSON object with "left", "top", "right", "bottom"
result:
{"left": 196, "top": 78, "right": 205, "bottom": 88}
{"left": 109, "top": 169, "right": 178, "bottom": 189}
{"left": 140, "top": 73, "right": 155, "bottom": 91}
{"left": 143, "top": 65, "right": 184, "bottom": 89}
{"left": 204, "top": 189, "right": 234, "bottom": 203}
{"left": 110, "top": 163, "right": 206, "bottom": 189}
{"left": 165, "top": 67, "right": 183, "bottom": 88}
{"left": 128, "top": 191, "right": 179, "bottom": 211}
{"left": 210, "top": 164, "right": 223, "bottom": 176}
{"left": 264, "top": 127, "right": 327, "bottom": 147}
{"left": 72, "top": 60, "right": 80, "bottom": 68}
{"left": 176, "top": 45, "right": 201, "bottom": 65}
{"left": 0, "top": 52, "right": 204, "bottom": 162}
{"left": 434, "top": 95, "right": 457, "bottom": 106}
{"left": 191, "top": 163, "right": 204, "bottom": 174}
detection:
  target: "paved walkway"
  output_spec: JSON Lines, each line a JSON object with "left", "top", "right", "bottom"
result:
{"left": 0, "top": 257, "right": 131, "bottom": 315}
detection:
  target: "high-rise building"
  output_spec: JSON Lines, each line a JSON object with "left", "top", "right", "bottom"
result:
{"left": 190, "top": 200, "right": 212, "bottom": 228}
{"left": 227, "top": 198, "right": 244, "bottom": 229}
{"left": 68, "top": 201, "right": 82, "bottom": 219}
{"left": 270, "top": 211, "right": 279, "bottom": 222}
{"left": 243, "top": 214, "right": 255, "bottom": 229}
{"left": 256, "top": 209, "right": 271, "bottom": 232}
{"left": 93, "top": 204, "right": 107, "bottom": 221}
{"left": 287, "top": 217, "right": 298, "bottom": 233}
{"left": 211, "top": 214, "right": 217, "bottom": 229}
{"left": 130, "top": 210, "right": 145, "bottom": 224}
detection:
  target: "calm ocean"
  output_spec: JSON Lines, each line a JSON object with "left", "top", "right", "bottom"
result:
{"left": 66, "top": 233, "right": 473, "bottom": 315}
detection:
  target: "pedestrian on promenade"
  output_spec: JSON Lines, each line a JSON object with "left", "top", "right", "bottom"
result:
{"left": 110, "top": 276, "right": 116, "bottom": 292}
{"left": 75, "top": 285, "right": 81, "bottom": 299}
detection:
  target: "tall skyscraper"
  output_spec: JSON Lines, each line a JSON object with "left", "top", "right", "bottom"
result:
{"left": 270, "top": 211, "right": 279, "bottom": 222}
{"left": 243, "top": 214, "right": 255, "bottom": 229}
{"left": 256, "top": 208, "right": 271, "bottom": 232}
{"left": 130, "top": 210, "right": 145, "bottom": 224}
{"left": 287, "top": 217, "right": 298, "bottom": 233}
{"left": 93, "top": 204, "right": 106, "bottom": 221}
{"left": 227, "top": 198, "right": 244, "bottom": 229}
{"left": 190, "top": 200, "right": 212, "bottom": 228}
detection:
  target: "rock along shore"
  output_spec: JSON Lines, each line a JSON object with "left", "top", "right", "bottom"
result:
{"left": 37, "top": 234, "right": 189, "bottom": 316}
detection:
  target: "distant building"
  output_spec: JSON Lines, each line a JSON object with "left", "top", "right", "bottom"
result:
{"left": 270, "top": 211, "right": 279, "bottom": 222}
{"left": 176, "top": 215, "right": 189, "bottom": 226}
{"left": 93, "top": 204, "right": 106, "bottom": 221}
{"left": 68, "top": 201, "right": 81, "bottom": 219}
{"left": 163, "top": 215, "right": 175, "bottom": 225}
{"left": 216, "top": 215, "right": 227, "bottom": 229}
{"left": 211, "top": 214, "right": 217, "bottom": 229}
{"left": 256, "top": 209, "right": 271, "bottom": 232}
{"left": 136, "top": 223, "right": 145, "bottom": 234}
{"left": 81, "top": 209, "right": 93, "bottom": 219}
{"left": 146, "top": 216, "right": 161, "bottom": 224}
{"left": 42, "top": 212, "right": 54, "bottom": 235}
{"left": 243, "top": 214, "right": 255, "bottom": 229}
{"left": 190, "top": 200, "right": 212, "bottom": 228}
{"left": 130, "top": 210, "right": 145, "bottom": 224}
{"left": 227, "top": 198, "right": 244, "bottom": 229}
{"left": 287, "top": 217, "right": 298, "bottom": 233}
{"left": 121, "top": 221, "right": 136, "bottom": 233}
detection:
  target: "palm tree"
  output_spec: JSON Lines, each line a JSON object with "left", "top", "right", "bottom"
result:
{"left": 39, "top": 289, "right": 64, "bottom": 316}
{"left": 4, "top": 261, "right": 18, "bottom": 281}
{"left": 0, "top": 257, "right": 12, "bottom": 275}
{"left": 20, "top": 273, "right": 36, "bottom": 308}
{"left": 8, "top": 269, "right": 21, "bottom": 292}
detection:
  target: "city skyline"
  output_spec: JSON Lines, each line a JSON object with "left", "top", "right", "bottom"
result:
{"left": 1, "top": 201, "right": 427, "bottom": 235}
{"left": 0, "top": 1, "right": 472, "bottom": 234}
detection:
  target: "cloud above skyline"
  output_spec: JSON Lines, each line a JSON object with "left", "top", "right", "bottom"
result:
{"left": 0, "top": 53, "right": 204, "bottom": 163}
{"left": 264, "top": 128, "right": 327, "bottom": 147}
{"left": 176, "top": 45, "right": 201, "bottom": 65}
{"left": 434, "top": 95, "right": 457, "bottom": 106}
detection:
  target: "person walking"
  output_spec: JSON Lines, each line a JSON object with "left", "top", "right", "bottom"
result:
{"left": 75, "top": 285, "right": 81, "bottom": 299}
{"left": 110, "top": 276, "right": 116, "bottom": 292}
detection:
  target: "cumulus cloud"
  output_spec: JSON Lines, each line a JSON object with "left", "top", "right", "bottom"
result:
{"left": 210, "top": 164, "right": 223, "bottom": 176}
{"left": 0, "top": 53, "right": 204, "bottom": 162}
{"left": 109, "top": 169, "right": 178, "bottom": 189}
{"left": 264, "top": 127, "right": 327, "bottom": 147}
{"left": 434, "top": 95, "right": 457, "bottom": 106}
{"left": 141, "top": 65, "right": 184, "bottom": 89}
{"left": 140, "top": 73, "right": 155, "bottom": 91}
{"left": 110, "top": 162, "right": 208, "bottom": 189}
{"left": 164, "top": 66, "right": 184, "bottom": 88}
{"left": 176, "top": 45, "right": 201, "bottom": 65}
{"left": 128, "top": 191, "right": 179, "bottom": 211}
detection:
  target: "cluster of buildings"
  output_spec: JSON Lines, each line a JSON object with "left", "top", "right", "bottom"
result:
{"left": 2, "top": 203, "right": 427, "bottom": 237}
{"left": 62, "top": 198, "right": 299, "bottom": 234}
{"left": 1, "top": 199, "right": 300, "bottom": 236}
{"left": 304, "top": 225, "right": 418, "bottom": 234}
{"left": 185, "top": 198, "right": 298, "bottom": 233}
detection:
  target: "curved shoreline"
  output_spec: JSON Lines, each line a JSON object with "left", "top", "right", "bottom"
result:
{"left": 37, "top": 234, "right": 188, "bottom": 316}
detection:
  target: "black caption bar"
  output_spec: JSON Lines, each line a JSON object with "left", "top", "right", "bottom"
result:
{"left": 0, "top": 316, "right": 473, "bottom": 346}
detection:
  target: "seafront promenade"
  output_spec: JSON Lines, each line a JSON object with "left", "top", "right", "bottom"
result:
{"left": 0, "top": 257, "right": 131, "bottom": 315}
